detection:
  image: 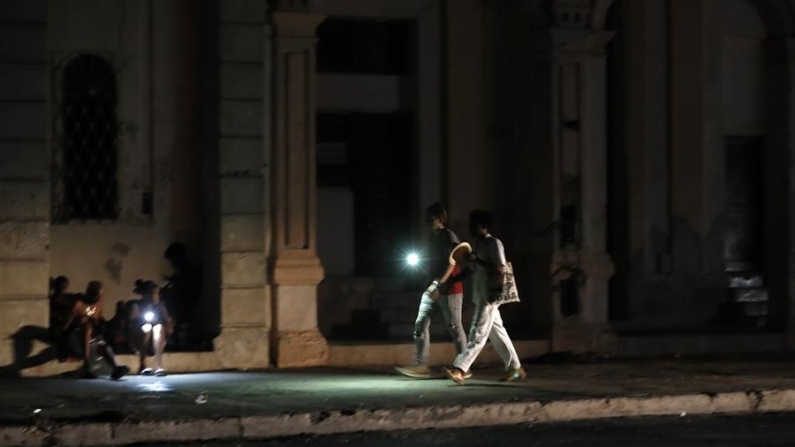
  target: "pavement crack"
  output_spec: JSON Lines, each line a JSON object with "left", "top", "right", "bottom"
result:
{"left": 747, "top": 390, "right": 763, "bottom": 411}
{"left": 312, "top": 411, "right": 331, "bottom": 424}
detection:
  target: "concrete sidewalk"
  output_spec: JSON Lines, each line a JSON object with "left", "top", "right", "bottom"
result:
{"left": 4, "top": 358, "right": 795, "bottom": 446}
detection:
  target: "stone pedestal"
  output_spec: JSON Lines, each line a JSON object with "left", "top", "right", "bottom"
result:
{"left": 269, "top": 9, "right": 328, "bottom": 367}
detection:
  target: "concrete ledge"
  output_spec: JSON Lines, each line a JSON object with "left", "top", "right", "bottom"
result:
{"left": 3, "top": 389, "right": 790, "bottom": 447}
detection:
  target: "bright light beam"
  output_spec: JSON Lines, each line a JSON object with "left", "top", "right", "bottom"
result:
{"left": 406, "top": 252, "right": 420, "bottom": 267}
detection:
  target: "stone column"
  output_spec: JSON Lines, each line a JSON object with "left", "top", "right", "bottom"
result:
{"left": 0, "top": 4, "right": 50, "bottom": 368}
{"left": 269, "top": 7, "right": 328, "bottom": 367}
{"left": 550, "top": 29, "right": 616, "bottom": 353}
{"left": 213, "top": 0, "right": 272, "bottom": 370}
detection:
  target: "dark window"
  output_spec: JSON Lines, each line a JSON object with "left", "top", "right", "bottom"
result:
{"left": 57, "top": 54, "right": 119, "bottom": 221}
{"left": 317, "top": 18, "right": 410, "bottom": 75}
{"left": 317, "top": 114, "right": 352, "bottom": 187}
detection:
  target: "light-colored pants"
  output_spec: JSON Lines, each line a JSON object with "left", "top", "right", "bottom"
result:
{"left": 413, "top": 292, "right": 466, "bottom": 366}
{"left": 453, "top": 302, "right": 521, "bottom": 372}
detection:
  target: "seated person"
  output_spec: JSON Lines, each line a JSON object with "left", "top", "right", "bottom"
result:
{"left": 62, "top": 281, "right": 130, "bottom": 380}
{"left": 163, "top": 242, "right": 201, "bottom": 348}
{"left": 49, "top": 276, "right": 80, "bottom": 362}
{"left": 128, "top": 280, "right": 173, "bottom": 376}
{"left": 104, "top": 300, "right": 130, "bottom": 352}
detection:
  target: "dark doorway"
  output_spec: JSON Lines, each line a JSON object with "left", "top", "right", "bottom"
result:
{"left": 317, "top": 112, "right": 412, "bottom": 277}
{"left": 724, "top": 136, "right": 764, "bottom": 272}
{"left": 722, "top": 136, "right": 767, "bottom": 327}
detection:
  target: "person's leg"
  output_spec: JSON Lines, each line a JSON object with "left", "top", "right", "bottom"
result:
{"left": 487, "top": 308, "right": 522, "bottom": 372}
{"left": 97, "top": 341, "right": 120, "bottom": 368}
{"left": 412, "top": 293, "right": 436, "bottom": 366}
{"left": 450, "top": 303, "right": 497, "bottom": 377}
{"left": 395, "top": 293, "right": 436, "bottom": 378}
{"left": 438, "top": 293, "right": 466, "bottom": 355}
{"left": 96, "top": 340, "right": 130, "bottom": 380}
{"left": 152, "top": 324, "right": 167, "bottom": 375}
{"left": 129, "top": 329, "right": 152, "bottom": 374}
{"left": 81, "top": 325, "right": 96, "bottom": 378}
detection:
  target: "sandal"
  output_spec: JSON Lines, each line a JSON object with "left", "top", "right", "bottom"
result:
{"left": 139, "top": 367, "right": 154, "bottom": 376}
{"left": 154, "top": 368, "right": 167, "bottom": 377}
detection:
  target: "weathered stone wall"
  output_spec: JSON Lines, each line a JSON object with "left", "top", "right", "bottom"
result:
{"left": 0, "top": 1, "right": 50, "bottom": 365}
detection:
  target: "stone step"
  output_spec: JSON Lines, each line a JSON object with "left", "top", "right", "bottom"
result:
{"left": 732, "top": 288, "right": 768, "bottom": 303}
{"left": 738, "top": 301, "right": 768, "bottom": 317}
{"left": 727, "top": 273, "right": 764, "bottom": 288}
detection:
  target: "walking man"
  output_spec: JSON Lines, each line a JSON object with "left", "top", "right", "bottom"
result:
{"left": 395, "top": 203, "right": 467, "bottom": 378}
{"left": 443, "top": 210, "right": 525, "bottom": 384}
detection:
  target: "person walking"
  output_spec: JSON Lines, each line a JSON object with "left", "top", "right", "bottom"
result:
{"left": 395, "top": 203, "right": 468, "bottom": 379}
{"left": 443, "top": 210, "right": 525, "bottom": 385}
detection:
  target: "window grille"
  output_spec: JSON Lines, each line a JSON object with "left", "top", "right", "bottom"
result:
{"left": 53, "top": 54, "right": 119, "bottom": 222}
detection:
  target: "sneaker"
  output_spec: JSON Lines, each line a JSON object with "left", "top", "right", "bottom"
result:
{"left": 443, "top": 367, "right": 466, "bottom": 385}
{"left": 394, "top": 365, "right": 432, "bottom": 379}
{"left": 111, "top": 365, "right": 130, "bottom": 380}
{"left": 501, "top": 367, "right": 527, "bottom": 382}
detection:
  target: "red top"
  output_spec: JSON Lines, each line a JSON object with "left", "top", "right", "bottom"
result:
{"left": 441, "top": 265, "right": 464, "bottom": 295}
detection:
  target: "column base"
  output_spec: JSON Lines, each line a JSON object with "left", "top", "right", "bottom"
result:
{"left": 215, "top": 327, "right": 271, "bottom": 370}
{"left": 272, "top": 329, "right": 328, "bottom": 368}
{"left": 551, "top": 319, "right": 616, "bottom": 355}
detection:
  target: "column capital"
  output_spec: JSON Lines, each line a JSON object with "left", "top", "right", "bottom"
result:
{"left": 270, "top": 10, "right": 325, "bottom": 38}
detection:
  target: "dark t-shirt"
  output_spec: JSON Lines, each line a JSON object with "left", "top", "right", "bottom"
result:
{"left": 427, "top": 228, "right": 463, "bottom": 295}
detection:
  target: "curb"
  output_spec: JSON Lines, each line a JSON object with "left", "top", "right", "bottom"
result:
{"left": 3, "top": 389, "right": 795, "bottom": 446}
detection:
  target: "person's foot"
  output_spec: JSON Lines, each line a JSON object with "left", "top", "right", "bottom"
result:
{"left": 463, "top": 370, "right": 473, "bottom": 380}
{"left": 501, "top": 367, "right": 527, "bottom": 382}
{"left": 394, "top": 365, "right": 432, "bottom": 379}
{"left": 111, "top": 365, "right": 130, "bottom": 380}
{"left": 139, "top": 367, "right": 153, "bottom": 376}
{"left": 154, "top": 368, "right": 167, "bottom": 377}
{"left": 443, "top": 367, "right": 466, "bottom": 385}
{"left": 82, "top": 368, "right": 98, "bottom": 379}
